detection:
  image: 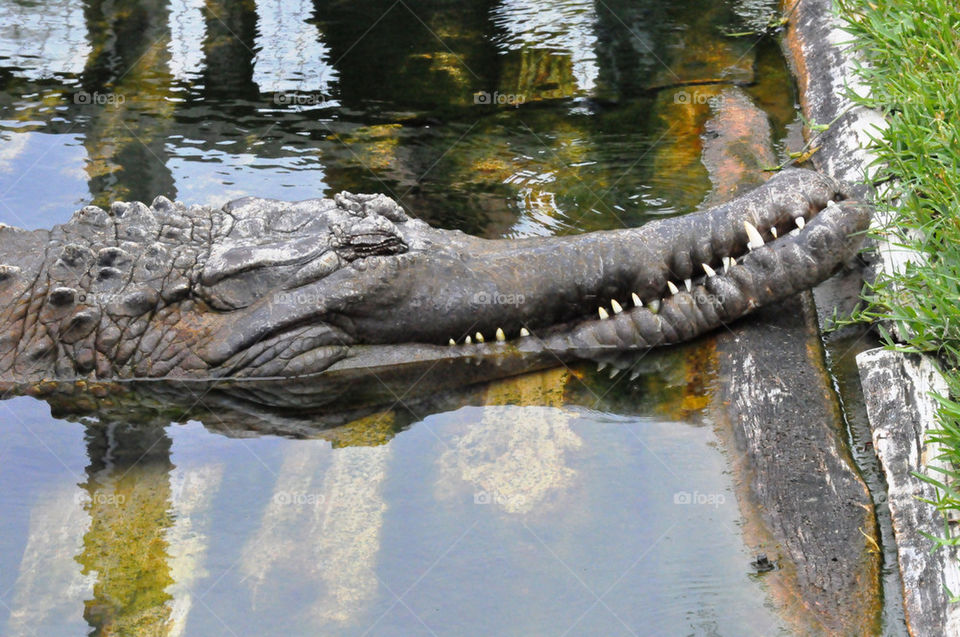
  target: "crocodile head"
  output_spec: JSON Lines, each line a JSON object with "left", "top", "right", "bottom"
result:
{"left": 0, "top": 168, "right": 869, "bottom": 382}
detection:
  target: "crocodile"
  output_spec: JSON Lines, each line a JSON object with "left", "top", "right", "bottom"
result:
{"left": 0, "top": 168, "right": 869, "bottom": 384}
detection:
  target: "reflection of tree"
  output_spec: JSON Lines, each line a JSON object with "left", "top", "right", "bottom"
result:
{"left": 76, "top": 423, "right": 175, "bottom": 636}
{"left": 199, "top": 0, "right": 259, "bottom": 99}
{"left": 81, "top": 0, "right": 177, "bottom": 205}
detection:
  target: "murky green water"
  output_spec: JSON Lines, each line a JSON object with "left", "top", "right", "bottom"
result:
{"left": 0, "top": 0, "right": 802, "bottom": 634}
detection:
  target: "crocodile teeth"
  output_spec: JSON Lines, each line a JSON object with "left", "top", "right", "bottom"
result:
{"left": 495, "top": 327, "right": 506, "bottom": 341}
{"left": 666, "top": 281, "right": 679, "bottom": 295}
{"left": 795, "top": 216, "right": 805, "bottom": 230}
{"left": 609, "top": 368, "right": 620, "bottom": 378}
{"left": 611, "top": 299, "right": 623, "bottom": 314}
{"left": 684, "top": 279, "right": 692, "bottom": 292}
{"left": 702, "top": 263, "right": 716, "bottom": 278}
{"left": 475, "top": 332, "right": 484, "bottom": 343}
{"left": 631, "top": 293, "right": 642, "bottom": 307}
{"left": 744, "top": 221, "right": 764, "bottom": 250}
{"left": 465, "top": 335, "right": 472, "bottom": 344}
{"left": 448, "top": 338, "right": 456, "bottom": 346}
{"left": 770, "top": 227, "right": 778, "bottom": 239}
{"left": 598, "top": 307, "right": 610, "bottom": 320}
{"left": 648, "top": 299, "right": 660, "bottom": 313}
{"left": 723, "top": 257, "right": 733, "bottom": 273}
{"left": 520, "top": 327, "right": 530, "bottom": 337}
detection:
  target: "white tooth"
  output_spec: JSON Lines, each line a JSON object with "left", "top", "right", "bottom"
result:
{"left": 770, "top": 227, "right": 778, "bottom": 239}
{"left": 609, "top": 368, "right": 620, "bottom": 378}
{"left": 702, "top": 263, "right": 716, "bottom": 278}
{"left": 631, "top": 292, "right": 643, "bottom": 307}
{"left": 520, "top": 327, "right": 530, "bottom": 337}
{"left": 723, "top": 257, "right": 733, "bottom": 272}
{"left": 611, "top": 299, "right": 623, "bottom": 314}
{"left": 629, "top": 369, "right": 641, "bottom": 381}
{"left": 795, "top": 216, "right": 805, "bottom": 229}
{"left": 448, "top": 338, "right": 456, "bottom": 346}
{"left": 744, "top": 221, "right": 764, "bottom": 249}
{"left": 598, "top": 307, "right": 610, "bottom": 320}
{"left": 475, "top": 332, "right": 484, "bottom": 343}
{"left": 495, "top": 327, "right": 506, "bottom": 341}
{"left": 597, "top": 362, "right": 607, "bottom": 372}
{"left": 648, "top": 299, "right": 660, "bottom": 313}
{"left": 465, "top": 335, "right": 472, "bottom": 344}
{"left": 667, "top": 281, "right": 679, "bottom": 295}
{"left": 684, "top": 278, "right": 692, "bottom": 292}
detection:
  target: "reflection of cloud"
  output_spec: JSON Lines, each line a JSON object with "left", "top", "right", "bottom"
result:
{"left": 165, "top": 464, "right": 225, "bottom": 637}
{"left": 6, "top": 486, "right": 94, "bottom": 636}
{"left": 0, "top": 0, "right": 91, "bottom": 80}
{"left": 241, "top": 440, "right": 389, "bottom": 627}
{"left": 0, "top": 133, "right": 29, "bottom": 173}
{"left": 253, "top": 0, "right": 339, "bottom": 95}
{"left": 438, "top": 405, "right": 583, "bottom": 514}
{"left": 491, "top": 0, "right": 599, "bottom": 92}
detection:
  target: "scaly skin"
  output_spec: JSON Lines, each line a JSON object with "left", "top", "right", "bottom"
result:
{"left": 0, "top": 169, "right": 869, "bottom": 382}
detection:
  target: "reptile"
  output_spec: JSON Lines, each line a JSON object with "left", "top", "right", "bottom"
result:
{"left": 0, "top": 168, "right": 869, "bottom": 383}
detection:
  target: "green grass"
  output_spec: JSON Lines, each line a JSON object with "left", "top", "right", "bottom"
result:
{"left": 838, "top": 0, "right": 960, "bottom": 541}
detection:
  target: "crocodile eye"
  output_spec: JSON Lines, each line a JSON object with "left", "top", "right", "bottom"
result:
{"left": 332, "top": 216, "right": 407, "bottom": 261}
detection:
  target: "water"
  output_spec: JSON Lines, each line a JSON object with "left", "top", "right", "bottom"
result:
{"left": 0, "top": 0, "right": 810, "bottom": 634}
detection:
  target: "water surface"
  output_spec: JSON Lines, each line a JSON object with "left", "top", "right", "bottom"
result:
{"left": 0, "top": 0, "right": 798, "bottom": 634}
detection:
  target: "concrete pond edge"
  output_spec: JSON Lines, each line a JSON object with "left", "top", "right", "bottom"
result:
{"left": 782, "top": 0, "right": 960, "bottom": 633}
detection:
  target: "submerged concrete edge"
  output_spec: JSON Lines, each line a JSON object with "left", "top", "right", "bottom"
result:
{"left": 781, "top": 0, "right": 960, "bottom": 634}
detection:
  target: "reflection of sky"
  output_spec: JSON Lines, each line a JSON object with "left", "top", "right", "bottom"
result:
{"left": 491, "top": 0, "right": 599, "bottom": 92}
{"left": 0, "top": 132, "right": 88, "bottom": 229}
{"left": 166, "top": 145, "right": 329, "bottom": 208}
{"left": 168, "top": 0, "right": 206, "bottom": 85}
{"left": 252, "top": 0, "right": 338, "bottom": 96}
{"left": 0, "top": 0, "right": 90, "bottom": 80}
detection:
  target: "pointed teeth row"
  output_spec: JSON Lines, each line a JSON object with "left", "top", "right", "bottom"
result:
{"left": 598, "top": 307, "right": 610, "bottom": 320}
{"left": 666, "top": 281, "right": 679, "bottom": 295}
{"left": 744, "top": 220, "right": 765, "bottom": 250}
{"left": 632, "top": 292, "right": 642, "bottom": 307}
{"left": 611, "top": 299, "right": 623, "bottom": 314}
{"left": 451, "top": 326, "right": 529, "bottom": 345}
{"left": 702, "top": 263, "right": 716, "bottom": 278}
{"left": 723, "top": 256, "right": 734, "bottom": 273}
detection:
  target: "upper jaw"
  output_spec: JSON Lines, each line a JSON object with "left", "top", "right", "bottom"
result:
{"left": 344, "top": 168, "right": 849, "bottom": 347}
